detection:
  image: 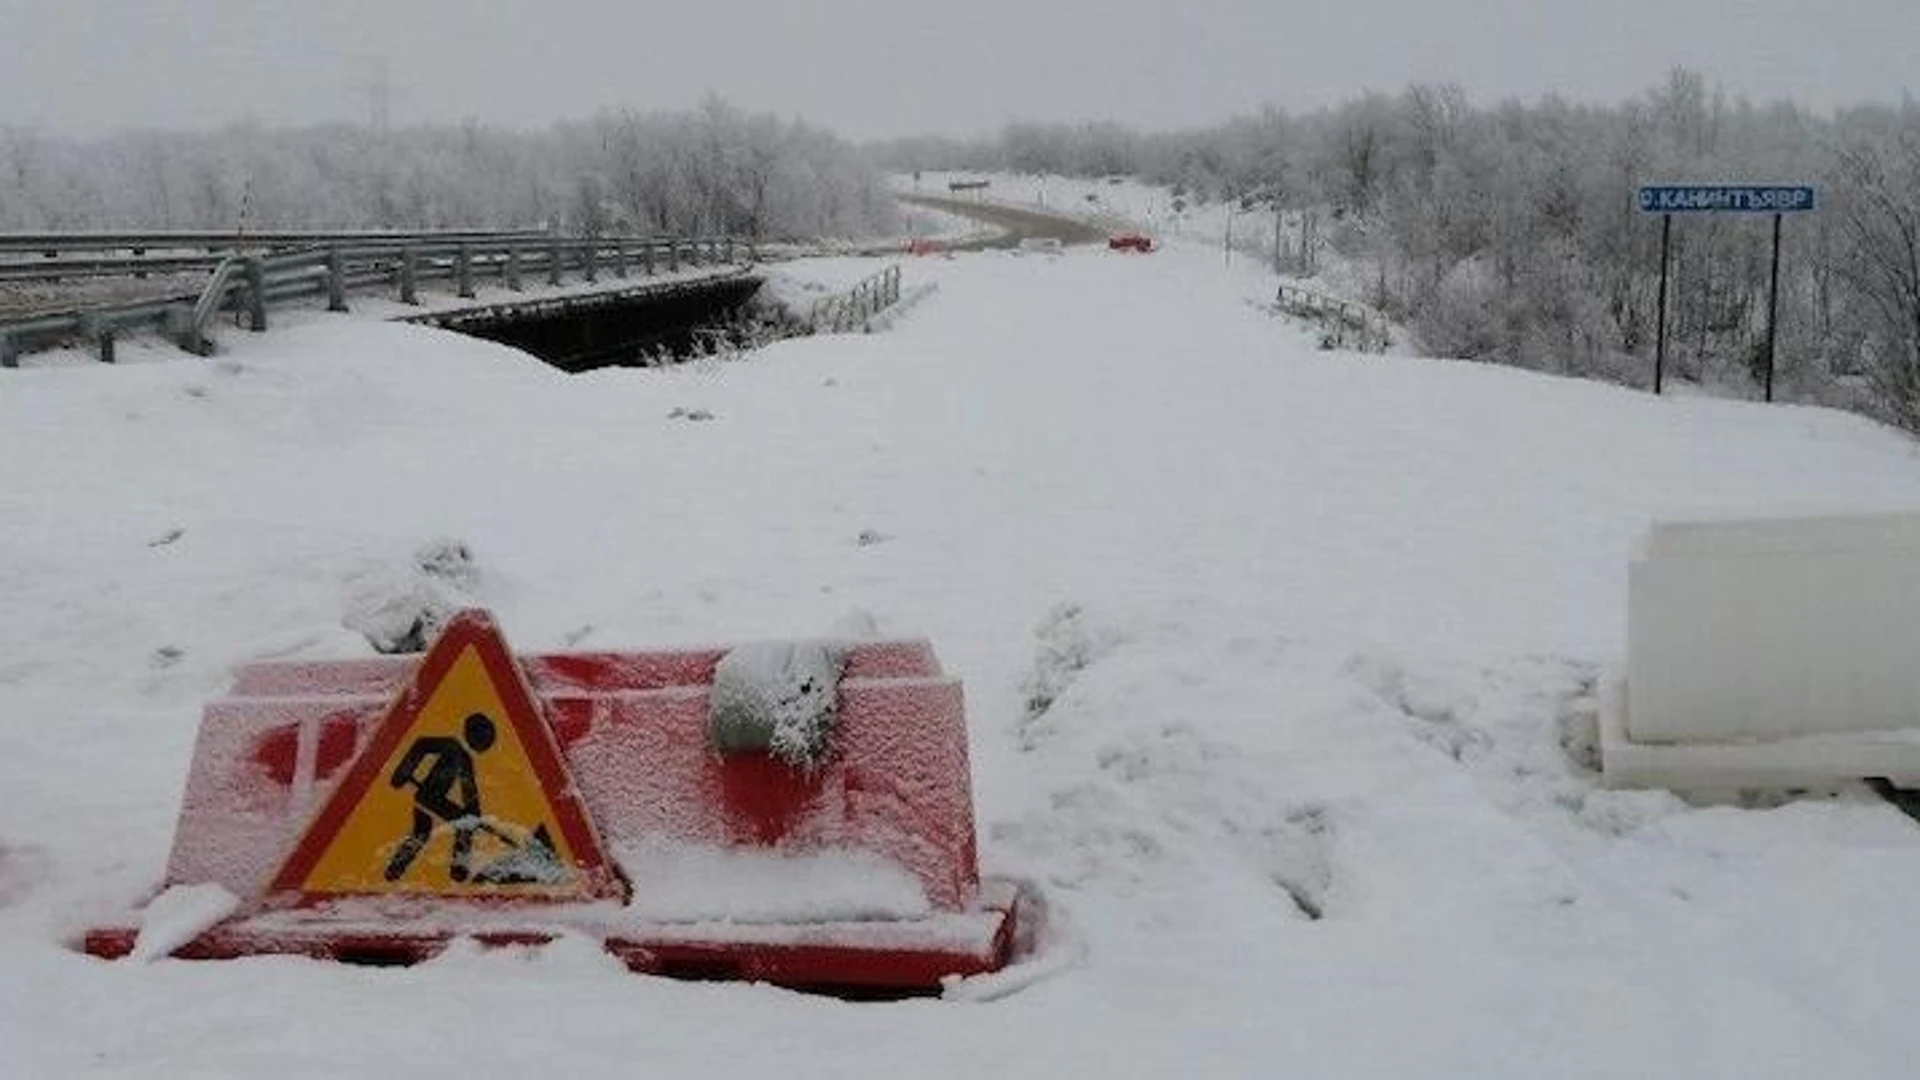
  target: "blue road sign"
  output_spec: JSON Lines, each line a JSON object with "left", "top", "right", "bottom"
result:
{"left": 1638, "top": 185, "right": 1817, "bottom": 213}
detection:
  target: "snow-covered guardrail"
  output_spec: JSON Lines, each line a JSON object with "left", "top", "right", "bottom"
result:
{"left": 1601, "top": 511, "right": 1920, "bottom": 790}
{"left": 1274, "top": 283, "right": 1390, "bottom": 353}
{"left": 0, "top": 233, "right": 754, "bottom": 366}
{"left": 0, "top": 229, "right": 553, "bottom": 281}
{"left": 808, "top": 264, "right": 903, "bottom": 334}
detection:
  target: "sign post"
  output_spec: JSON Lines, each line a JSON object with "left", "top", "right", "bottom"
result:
{"left": 1655, "top": 212, "right": 1672, "bottom": 395}
{"left": 1636, "top": 184, "right": 1816, "bottom": 401}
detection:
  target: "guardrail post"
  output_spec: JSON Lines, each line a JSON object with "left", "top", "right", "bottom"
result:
{"left": 548, "top": 241, "right": 564, "bottom": 286}
{"left": 583, "top": 241, "right": 598, "bottom": 284}
{"left": 326, "top": 247, "right": 347, "bottom": 312}
{"left": 244, "top": 258, "right": 268, "bottom": 331}
{"left": 400, "top": 246, "right": 419, "bottom": 305}
{"left": 506, "top": 243, "right": 523, "bottom": 291}
{"left": 643, "top": 241, "right": 655, "bottom": 276}
{"left": 456, "top": 244, "right": 475, "bottom": 299}
{"left": 165, "top": 304, "right": 202, "bottom": 356}
{"left": 614, "top": 239, "right": 628, "bottom": 279}
{"left": 670, "top": 239, "right": 681, "bottom": 273}
{"left": 0, "top": 332, "right": 16, "bottom": 369}
{"left": 81, "top": 314, "right": 116, "bottom": 363}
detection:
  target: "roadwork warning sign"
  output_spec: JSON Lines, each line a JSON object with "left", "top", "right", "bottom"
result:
{"left": 270, "top": 611, "right": 624, "bottom": 902}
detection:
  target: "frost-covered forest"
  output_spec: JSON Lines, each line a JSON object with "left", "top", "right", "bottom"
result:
{"left": 0, "top": 96, "right": 898, "bottom": 242}
{"left": 879, "top": 72, "right": 1920, "bottom": 432}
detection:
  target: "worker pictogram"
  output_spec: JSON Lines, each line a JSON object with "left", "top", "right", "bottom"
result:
{"left": 269, "top": 611, "right": 624, "bottom": 902}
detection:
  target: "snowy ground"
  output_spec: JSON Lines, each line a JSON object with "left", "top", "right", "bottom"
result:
{"left": 758, "top": 256, "right": 909, "bottom": 314}
{"left": 5, "top": 239, "right": 1920, "bottom": 1077}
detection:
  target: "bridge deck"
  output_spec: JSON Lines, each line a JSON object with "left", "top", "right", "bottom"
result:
{"left": 396, "top": 266, "right": 762, "bottom": 333}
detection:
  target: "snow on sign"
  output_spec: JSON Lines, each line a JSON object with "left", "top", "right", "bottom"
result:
{"left": 268, "top": 610, "right": 625, "bottom": 902}
{"left": 1637, "top": 184, "right": 1817, "bottom": 213}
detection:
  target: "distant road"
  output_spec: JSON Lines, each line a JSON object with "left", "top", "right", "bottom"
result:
{"left": 896, "top": 194, "right": 1109, "bottom": 250}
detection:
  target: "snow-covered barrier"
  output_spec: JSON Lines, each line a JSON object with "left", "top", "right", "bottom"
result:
{"left": 83, "top": 610, "right": 1022, "bottom": 993}
{"left": 1601, "top": 512, "right": 1920, "bottom": 790}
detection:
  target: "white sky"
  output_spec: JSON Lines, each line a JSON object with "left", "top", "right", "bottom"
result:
{"left": 0, "top": 0, "right": 1913, "bottom": 138}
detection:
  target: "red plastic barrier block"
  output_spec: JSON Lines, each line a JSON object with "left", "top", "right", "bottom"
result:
{"left": 83, "top": 878, "right": 1023, "bottom": 992}
{"left": 166, "top": 647, "right": 973, "bottom": 907}
{"left": 105, "top": 613, "right": 1011, "bottom": 991}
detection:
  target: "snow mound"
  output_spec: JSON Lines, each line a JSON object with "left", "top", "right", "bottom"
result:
{"left": 129, "top": 884, "right": 239, "bottom": 962}
{"left": 707, "top": 640, "right": 848, "bottom": 767}
{"left": 341, "top": 538, "right": 482, "bottom": 654}
{"left": 619, "top": 842, "right": 931, "bottom": 923}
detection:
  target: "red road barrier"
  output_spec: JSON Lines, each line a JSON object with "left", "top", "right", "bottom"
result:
{"left": 84, "top": 611, "right": 1021, "bottom": 994}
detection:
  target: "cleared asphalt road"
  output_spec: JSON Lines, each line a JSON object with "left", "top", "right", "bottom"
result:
{"left": 896, "top": 193, "right": 1110, "bottom": 250}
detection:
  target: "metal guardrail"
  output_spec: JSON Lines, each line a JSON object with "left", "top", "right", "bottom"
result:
{"left": 1274, "top": 283, "right": 1391, "bottom": 353}
{"left": 808, "top": 265, "right": 903, "bottom": 334}
{"left": 0, "top": 229, "right": 550, "bottom": 266}
{"left": 0, "top": 233, "right": 753, "bottom": 366}
{"left": 0, "top": 254, "right": 250, "bottom": 282}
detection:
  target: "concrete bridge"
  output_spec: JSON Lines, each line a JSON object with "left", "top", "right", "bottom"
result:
{"left": 0, "top": 231, "right": 758, "bottom": 369}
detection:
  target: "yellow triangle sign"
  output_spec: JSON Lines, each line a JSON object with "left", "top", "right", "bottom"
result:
{"left": 270, "top": 610, "right": 626, "bottom": 903}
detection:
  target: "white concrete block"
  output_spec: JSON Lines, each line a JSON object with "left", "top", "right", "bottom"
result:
{"left": 1643, "top": 511, "right": 1920, "bottom": 560}
{"left": 1606, "top": 511, "right": 1920, "bottom": 789}
{"left": 1600, "top": 672, "right": 1920, "bottom": 790}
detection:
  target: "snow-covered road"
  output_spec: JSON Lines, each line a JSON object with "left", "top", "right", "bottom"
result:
{"left": 5, "top": 240, "right": 1920, "bottom": 1077}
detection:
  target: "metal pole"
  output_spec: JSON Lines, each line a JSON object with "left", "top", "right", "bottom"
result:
{"left": 244, "top": 257, "right": 268, "bottom": 331}
{"left": 1654, "top": 213, "right": 1671, "bottom": 395}
{"left": 326, "top": 247, "right": 347, "bottom": 312}
{"left": 1764, "top": 212, "right": 1782, "bottom": 403}
{"left": 400, "top": 246, "right": 419, "bottom": 305}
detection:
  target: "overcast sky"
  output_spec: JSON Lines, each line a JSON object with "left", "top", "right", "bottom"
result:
{"left": 1, "top": 0, "right": 1913, "bottom": 139}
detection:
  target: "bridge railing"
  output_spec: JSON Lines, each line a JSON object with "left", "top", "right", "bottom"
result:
{"left": 1274, "top": 283, "right": 1391, "bottom": 353}
{"left": 0, "top": 230, "right": 560, "bottom": 282}
{"left": 808, "top": 265, "right": 902, "bottom": 334}
{"left": 0, "top": 233, "right": 753, "bottom": 366}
